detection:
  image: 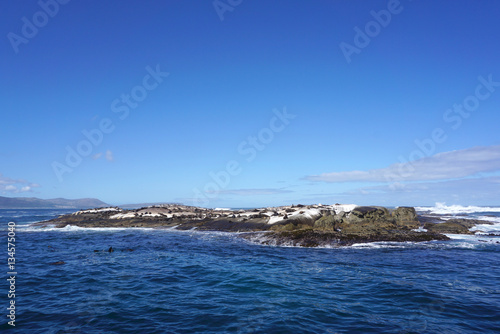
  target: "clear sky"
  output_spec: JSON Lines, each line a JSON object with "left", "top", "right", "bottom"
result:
{"left": 1, "top": 0, "right": 500, "bottom": 208}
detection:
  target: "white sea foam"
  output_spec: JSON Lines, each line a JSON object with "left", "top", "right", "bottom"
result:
{"left": 476, "top": 215, "right": 500, "bottom": 223}
{"left": 444, "top": 233, "right": 500, "bottom": 244}
{"left": 350, "top": 242, "right": 416, "bottom": 249}
{"left": 470, "top": 223, "right": 500, "bottom": 233}
{"left": 351, "top": 236, "right": 500, "bottom": 249}
{"left": 445, "top": 234, "right": 478, "bottom": 240}
{"left": 415, "top": 202, "right": 500, "bottom": 215}
{"left": 19, "top": 224, "right": 155, "bottom": 233}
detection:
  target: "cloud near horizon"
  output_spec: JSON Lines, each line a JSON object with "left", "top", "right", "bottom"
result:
{"left": 0, "top": 174, "right": 40, "bottom": 194}
{"left": 305, "top": 145, "right": 500, "bottom": 183}
{"left": 350, "top": 176, "right": 500, "bottom": 205}
{"left": 296, "top": 176, "right": 500, "bottom": 207}
{"left": 207, "top": 188, "right": 294, "bottom": 196}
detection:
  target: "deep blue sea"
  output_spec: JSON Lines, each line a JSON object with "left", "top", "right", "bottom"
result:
{"left": 1, "top": 206, "right": 500, "bottom": 333}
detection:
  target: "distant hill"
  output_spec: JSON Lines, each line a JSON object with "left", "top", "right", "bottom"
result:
{"left": 0, "top": 196, "right": 109, "bottom": 209}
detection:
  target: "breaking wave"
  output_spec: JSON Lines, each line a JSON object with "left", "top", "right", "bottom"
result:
{"left": 415, "top": 202, "right": 500, "bottom": 215}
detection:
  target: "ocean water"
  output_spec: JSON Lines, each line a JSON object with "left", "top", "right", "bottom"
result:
{"left": 1, "top": 206, "right": 500, "bottom": 333}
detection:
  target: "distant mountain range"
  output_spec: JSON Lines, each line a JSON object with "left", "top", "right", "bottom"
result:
{"left": 0, "top": 196, "right": 109, "bottom": 209}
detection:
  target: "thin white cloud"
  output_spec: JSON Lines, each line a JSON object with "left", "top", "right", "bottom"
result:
{"left": 306, "top": 145, "right": 500, "bottom": 183}
{"left": 346, "top": 176, "right": 500, "bottom": 205}
{"left": 4, "top": 185, "right": 16, "bottom": 191}
{"left": 105, "top": 150, "right": 114, "bottom": 162}
{"left": 92, "top": 151, "right": 113, "bottom": 161}
{"left": 0, "top": 175, "right": 16, "bottom": 185}
{"left": 208, "top": 188, "right": 294, "bottom": 196}
{"left": 294, "top": 176, "right": 500, "bottom": 206}
{"left": 0, "top": 174, "right": 39, "bottom": 193}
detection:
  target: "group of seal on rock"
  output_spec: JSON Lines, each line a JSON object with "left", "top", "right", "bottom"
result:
{"left": 37, "top": 204, "right": 496, "bottom": 248}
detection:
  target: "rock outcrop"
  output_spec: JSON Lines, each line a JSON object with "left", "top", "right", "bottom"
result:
{"left": 34, "top": 203, "right": 491, "bottom": 248}
{"left": 424, "top": 219, "right": 493, "bottom": 234}
{"left": 313, "top": 215, "right": 336, "bottom": 231}
{"left": 242, "top": 229, "right": 450, "bottom": 248}
{"left": 340, "top": 206, "right": 395, "bottom": 233}
{"left": 392, "top": 207, "right": 420, "bottom": 229}
{"left": 319, "top": 206, "right": 420, "bottom": 234}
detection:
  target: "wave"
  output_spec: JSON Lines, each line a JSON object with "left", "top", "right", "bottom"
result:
{"left": 16, "top": 224, "right": 241, "bottom": 237}
{"left": 17, "top": 224, "right": 157, "bottom": 233}
{"left": 350, "top": 241, "right": 420, "bottom": 249}
{"left": 444, "top": 234, "right": 500, "bottom": 245}
{"left": 469, "top": 222, "right": 500, "bottom": 233}
{"left": 415, "top": 202, "right": 500, "bottom": 215}
{"left": 351, "top": 235, "right": 500, "bottom": 249}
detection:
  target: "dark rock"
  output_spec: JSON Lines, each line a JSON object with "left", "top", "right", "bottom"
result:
{"left": 392, "top": 207, "right": 420, "bottom": 229}
{"left": 446, "top": 218, "right": 493, "bottom": 227}
{"left": 347, "top": 206, "right": 392, "bottom": 223}
{"left": 424, "top": 219, "right": 493, "bottom": 234}
{"left": 175, "top": 219, "right": 270, "bottom": 232}
{"left": 314, "top": 215, "right": 336, "bottom": 231}
{"left": 242, "top": 229, "right": 449, "bottom": 248}
{"left": 340, "top": 206, "right": 396, "bottom": 233}
{"left": 271, "top": 223, "right": 301, "bottom": 232}
{"left": 319, "top": 209, "right": 332, "bottom": 216}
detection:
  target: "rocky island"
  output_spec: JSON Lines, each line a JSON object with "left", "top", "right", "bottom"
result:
{"left": 36, "top": 203, "right": 494, "bottom": 247}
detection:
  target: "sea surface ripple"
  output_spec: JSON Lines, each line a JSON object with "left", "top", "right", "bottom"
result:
{"left": 1, "top": 209, "right": 499, "bottom": 333}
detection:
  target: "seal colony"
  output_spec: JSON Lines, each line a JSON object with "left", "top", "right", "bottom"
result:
{"left": 36, "top": 203, "right": 494, "bottom": 247}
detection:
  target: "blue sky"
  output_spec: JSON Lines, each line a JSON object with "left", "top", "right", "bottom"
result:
{"left": 1, "top": 0, "right": 499, "bottom": 208}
